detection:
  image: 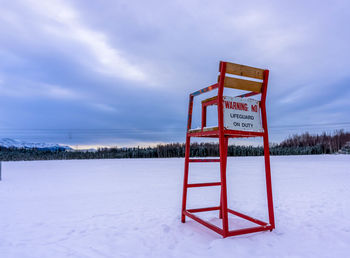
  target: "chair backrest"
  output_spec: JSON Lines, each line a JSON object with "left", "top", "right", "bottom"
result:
{"left": 218, "top": 62, "right": 266, "bottom": 93}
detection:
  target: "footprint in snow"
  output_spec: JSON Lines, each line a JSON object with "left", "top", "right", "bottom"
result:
{"left": 162, "top": 224, "right": 171, "bottom": 233}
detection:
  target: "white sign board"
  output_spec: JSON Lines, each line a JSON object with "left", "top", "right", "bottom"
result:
{"left": 223, "top": 96, "right": 263, "bottom": 132}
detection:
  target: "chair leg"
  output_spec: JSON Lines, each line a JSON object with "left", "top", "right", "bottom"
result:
{"left": 219, "top": 191, "right": 223, "bottom": 219}
{"left": 219, "top": 137, "right": 229, "bottom": 236}
{"left": 181, "top": 135, "right": 191, "bottom": 223}
{"left": 263, "top": 133, "right": 275, "bottom": 229}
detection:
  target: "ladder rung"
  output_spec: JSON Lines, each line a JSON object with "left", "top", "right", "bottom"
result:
{"left": 187, "top": 182, "right": 221, "bottom": 187}
{"left": 189, "top": 159, "right": 220, "bottom": 163}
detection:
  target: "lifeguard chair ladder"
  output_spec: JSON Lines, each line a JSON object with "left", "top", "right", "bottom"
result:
{"left": 181, "top": 61, "right": 275, "bottom": 238}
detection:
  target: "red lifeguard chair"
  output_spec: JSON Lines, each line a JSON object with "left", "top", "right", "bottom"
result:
{"left": 181, "top": 61, "right": 275, "bottom": 238}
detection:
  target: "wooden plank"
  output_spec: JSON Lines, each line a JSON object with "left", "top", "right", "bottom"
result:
{"left": 188, "top": 126, "right": 218, "bottom": 133}
{"left": 203, "top": 126, "right": 218, "bottom": 132}
{"left": 218, "top": 76, "right": 262, "bottom": 93}
{"left": 188, "top": 128, "right": 201, "bottom": 133}
{"left": 225, "top": 62, "right": 264, "bottom": 80}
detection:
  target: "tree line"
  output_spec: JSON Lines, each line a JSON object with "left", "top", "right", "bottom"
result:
{"left": 0, "top": 130, "right": 349, "bottom": 161}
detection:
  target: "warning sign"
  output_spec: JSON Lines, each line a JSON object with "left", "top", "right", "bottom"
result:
{"left": 223, "top": 96, "right": 263, "bottom": 132}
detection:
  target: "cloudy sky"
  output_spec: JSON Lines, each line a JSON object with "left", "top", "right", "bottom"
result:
{"left": 0, "top": 0, "right": 349, "bottom": 147}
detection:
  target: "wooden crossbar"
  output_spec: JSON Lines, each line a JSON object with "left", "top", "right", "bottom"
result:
{"left": 218, "top": 76, "right": 262, "bottom": 93}
{"left": 225, "top": 62, "right": 264, "bottom": 80}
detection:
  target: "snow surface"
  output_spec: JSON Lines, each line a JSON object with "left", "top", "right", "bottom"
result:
{"left": 0, "top": 155, "right": 349, "bottom": 258}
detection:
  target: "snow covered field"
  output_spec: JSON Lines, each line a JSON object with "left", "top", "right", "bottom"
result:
{"left": 0, "top": 155, "right": 349, "bottom": 258}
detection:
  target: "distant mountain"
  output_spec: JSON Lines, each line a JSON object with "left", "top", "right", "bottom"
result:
{"left": 0, "top": 138, "right": 72, "bottom": 150}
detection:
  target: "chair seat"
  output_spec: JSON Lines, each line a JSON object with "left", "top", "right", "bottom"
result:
{"left": 188, "top": 126, "right": 264, "bottom": 138}
{"left": 188, "top": 126, "right": 218, "bottom": 133}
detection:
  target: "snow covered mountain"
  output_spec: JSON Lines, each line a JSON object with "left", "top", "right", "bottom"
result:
{"left": 0, "top": 138, "right": 72, "bottom": 150}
